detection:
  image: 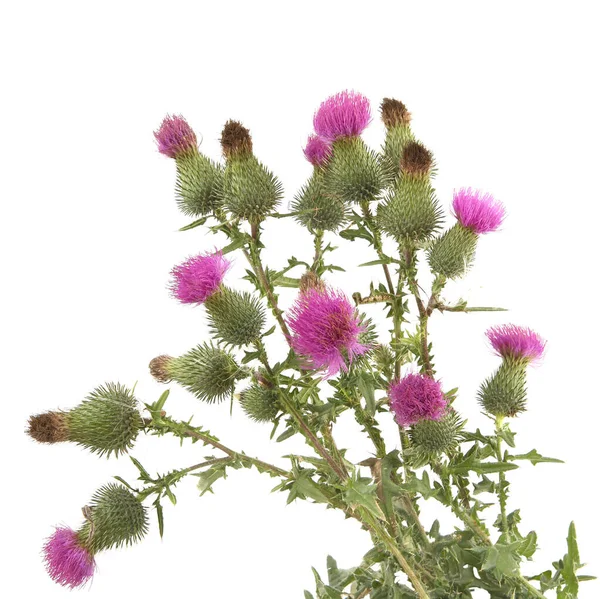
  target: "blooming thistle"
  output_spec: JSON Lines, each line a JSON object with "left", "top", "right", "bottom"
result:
{"left": 388, "top": 373, "right": 448, "bottom": 428}
{"left": 303, "top": 135, "right": 332, "bottom": 167}
{"left": 428, "top": 188, "right": 505, "bottom": 279}
{"left": 287, "top": 286, "right": 369, "bottom": 378}
{"left": 170, "top": 251, "right": 231, "bottom": 305}
{"left": 479, "top": 325, "right": 546, "bottom": 417}
{"left": 313, "top": 90, "right": 371, "bottom": 141}
{"left": 486, "top": 324, "right": 546, "bottom": 363}
{"left": 293, "top": 136, "right": 346, "bottom": 231}
{"left": 452, "top": 188, "right": 505, "bottom": 235}
{"left": 43, "top": 527, "right": 96, "bottom": 589}
{"left": 154, "top": 115, "right": 222, "bottom": 216}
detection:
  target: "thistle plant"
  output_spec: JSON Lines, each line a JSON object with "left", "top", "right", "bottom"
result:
{"left": 27, "top": 90, "right": 594, "bottom": 598}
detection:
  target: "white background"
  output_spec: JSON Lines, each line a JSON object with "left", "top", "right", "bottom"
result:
{"left": 2, "top": 1, "right": 599, "bottom": 597}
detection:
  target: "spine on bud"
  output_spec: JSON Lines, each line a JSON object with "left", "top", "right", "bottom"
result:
{"left": 239, "top": 383, "right": 280, "bottom": 422}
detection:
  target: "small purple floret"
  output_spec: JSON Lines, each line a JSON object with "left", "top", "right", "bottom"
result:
{"left": 389, "top": 374, "right": 447, "bottom": 427}
{"left": 43, "top": 527, "right": 95, "bottom": 589}
{"left": 170, "top": 251, "right": 231, "bottom": 304}
{"left": 303, "top": 135, "right": 332, "bottom": 167}
{"left": 452, "top": 188, "right": 505, "bottom": 234}
{"left": 154, "top": 114, "right": 197, "bottom": 158}
{"left": 486, "top": 324, "right": 546, "bottom": 363}
{"left": 288, "top": 287, "right": 369, "bottom": 378}
{"left": 313, "top": 91, "right": 372, "bottom": 140}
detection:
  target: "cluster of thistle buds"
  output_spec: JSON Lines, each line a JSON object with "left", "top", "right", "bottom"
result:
{"left": 27, "top": 89, "right": 568, "bottom": 597}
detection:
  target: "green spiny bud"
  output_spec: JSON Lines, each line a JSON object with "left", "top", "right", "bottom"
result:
{"left": 220, "top": 120, "right": 283, "bottom": 223}
{"left": 205, "top": 287, "right": 265, "bottom": 346}
{"left": 78, "top": 484, "right": 148, "bottom": 554}
{"left": 427, "top": 223, "right": 478, "bottom": 279}
{"left": 292, "top": 169, "right": 348, "bottom": 232}
{"left": 323, "top": 137, "right": 383, "bottom": 204}
{"left": 380, "top": 98, "right": 414, "bottom": 182}
{"left": 408, "top": 410, "right": 463, "bottom": 467}
{"left": 377, "top": 176, "right": 443, "bottom": 242}
{"left": 30, "top": 383, "right": 142, "bottom": 458}
{"left": 239, "top": 384, "right": 280, "bottom": 422}
{"left": 478, "top": 359, "right": 528, "bottom": 417}
{"left": 157, "top": 343, "right": 244, "bottom": 403}
{"left": 174, "top": 150, "right": 223, "bottom": 217}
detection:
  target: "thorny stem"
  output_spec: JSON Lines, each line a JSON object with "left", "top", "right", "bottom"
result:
{"left": 311, "top": 228, "right": 325, "bottom": 273}
{"left": 495, "top": 416, "right": 509, "bottom": 534}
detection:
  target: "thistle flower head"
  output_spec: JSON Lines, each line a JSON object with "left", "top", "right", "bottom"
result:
{"left": 486, "top": 324, "right": 546, "bottom": 363}
{"left": 303, "top": 135, "right": 332, "bottom": 167}
{"left": 154, "top": 114, "right": 197, "bottom": 158}
{"left": 43, "top": 527, "right": 95, "bottom": 589}
{"left": 287, "top": 286, "right": 369, "bottom": 378}
{"left": 401, "top": 141, "right": 433, "bottom": 176}
{"left": 27, "top": 411, "right": 69, "bottom": 444}
{"left": 313, "top": 91, "right": 371, "bottom": 140}
{"left": 389, "top": 373, "right": 447, "bottom": 427}
{"left": 220, "top": 120, "right": 253, "bottom": 158}
{"left": 380, "top": 98, "right": 411, "bottom": 128}
{"left": 452, "top": 188, "right": 505, "bottom": 234}
{"left": 149, "top": 355, "right": 173, "bottom": 383}
{"left": 170, "top": 250, "right": 231, "bottom": 305}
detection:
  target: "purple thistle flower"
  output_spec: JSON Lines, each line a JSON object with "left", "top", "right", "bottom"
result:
{"left": 303, "top": 135, "right": 332, "bottom": 167}
{"left": 170, "top": 250, "right": 231, "bottom": 304}
{"left": 287, "top": 287, "right": 369, "bottom": 377}
{"left": 313, "top": 91, "right": 372, "bottom": 141}
{"left": 389, "top": 374, "right": 447, "bottom": 427}
{"left": 154, "top": 114, "right": 197, "bottom": 158}
{"left": 452, "top": 188, "right": 506, "bottom": 234}
{"left": 43, "top": 527, "right": 95, "bottom": 589}
{"left": 486, "top": 324, "right": 546, "bottom": 363}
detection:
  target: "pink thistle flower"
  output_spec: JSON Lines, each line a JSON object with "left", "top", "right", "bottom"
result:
{"left": 43, "top": 527, "right": 95, "bottom": 589}
{"left": 287, "top": 287, "right": 369, "bottom": 377}
{"left": 486, "top": 324, "right": 546, "bottom": 363}
{"left": 452, "top": 188, "right": 506, "bottom": 234}
{"left": 154, "top": 114, "right": 197, "bottom": 158}
{"left": 389, "top": 374, "right": 447, "bottom": 427}
{"left": 313, "top": 91, "right": 372, "bottom": 141}
{"left": 170, "top": 251, "right": 231, "bottom": 304}
{"left": 303, "top": 135, "right": 332, "bottom": 167}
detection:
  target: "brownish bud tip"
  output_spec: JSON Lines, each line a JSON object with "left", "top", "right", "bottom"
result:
{"left": 299, "top": 271, "right": 326, "bottom": 293}
{"left": 400, "top": 141, "right": 433, "bottom": 176}
{"left": 380, "top": 98, "right": 411, "bottom": 128}
{"left": 27, "top": 411, "right": 69, "bottom": 443}
{"left": 220, "top": 120, "right": 253, "bottom": 158}
{"left": 149, "top": 355, "right": 173, "bottom": 383}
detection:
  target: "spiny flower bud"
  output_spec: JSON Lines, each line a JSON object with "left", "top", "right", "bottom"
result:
{"left": 220, "top": 120, "right": 283, "bottom": 223}
{"left": 408, "top": 409, "right": 463, "bottom": 467}
{"left": 428, "top": 189, "right": 505, "bottom": 279}
{"left": 478, "top": 325, "right": 545, "bottom": 417}
{"left": 78, "top": 484, "right": 148, "bottom": 554}
{"left": 170, "top": 250, "right": 231, "bottom": 305}
{"left": 27, "top": 383, "right": 142, "bottom": 457}
{"left": 154, "top": 115, "right": 223, "bottom": 217}
{"left": 288, "top": 286, "right": 369, "bottom": 378}
{"left": 240, "top": 384, "right": 280, "bottom": 422}
{"left": 389, "top": 374, "right": 447, "bottom": 427}
{"left": 205, "top": 287, "right": 266, "bottom": 346}
{"left": 151, "top": 344, "right": 244, "bottom": 403}
{"left": 292, "top": 168, "right": 348, "bottom": 232}
{"left": 380, "top": 98, "right": 415, "bottom": 182}
{"left": 377, "top": 176, "right": 443, "bottom": 242}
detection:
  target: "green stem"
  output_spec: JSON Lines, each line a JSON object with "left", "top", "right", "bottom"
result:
{"left": 311, "top": 228, "right": 325, "bottom": 273}
{"left": 495, "top": 415, "right": 509, "bottom": 534}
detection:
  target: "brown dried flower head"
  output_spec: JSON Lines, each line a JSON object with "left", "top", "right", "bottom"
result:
{"left": 380, "top": 98, "right": 411, "bottom": 128}
{"left": 27, "top": 411, "right": 69, "bottom": 443}
{"left": 400, "top": 141, "right": 433, "bottom": 176}
{"left": 149, "top": 355, "right": 173, "bottom": 383}
{"left": 220, "top": 120, "right": 253, "bottom": 158}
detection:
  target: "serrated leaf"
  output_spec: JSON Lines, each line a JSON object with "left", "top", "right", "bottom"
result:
{"left": 179, "top": 216, "right": 209, "bottom": 231}
{"left": 155, "top": 500, "right": 164, "bottom": 538}
{"left": 508, "top": 449, "right": 564, "bottom": 466}
{"left": 447, "top": 460, "right": 519, "bottom": 475}
{"left": 344, "top": 478, "right": 385, "bottom": 520}
{"left": 519, "top": 531, "right": 538, "bottom": 559}
{"left": 196, "top": 466, "right": 227, "bottom": 495}
{"left": 130, "top": 456, "right": 151, "bottom": 480}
